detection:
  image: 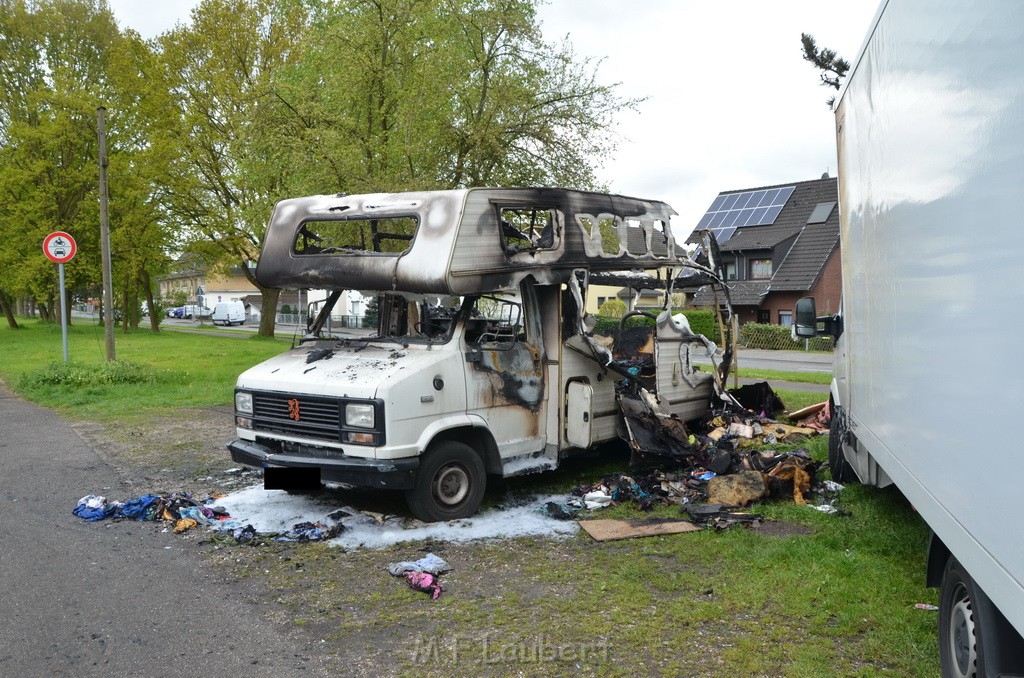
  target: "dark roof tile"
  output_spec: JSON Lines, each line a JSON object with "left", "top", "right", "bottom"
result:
{"left": 719, "top": 225, "right": 800, "bottom": 251}
{"left": 691, "top": 280, "right": 770, "bottom": 307}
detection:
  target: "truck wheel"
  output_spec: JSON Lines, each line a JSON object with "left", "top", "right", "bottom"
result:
{"left": 940, "top": 558, "right": 980, "bottom": 678}
{"left": 829, "top": 404, "right": 856, "bottom": 483}
{"left": 406, "top": 441, "right": 485, "bottom": 522}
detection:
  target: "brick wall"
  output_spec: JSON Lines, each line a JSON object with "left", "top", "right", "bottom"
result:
{"left": 734, "top": 247, "right": 842, "bottom": 326}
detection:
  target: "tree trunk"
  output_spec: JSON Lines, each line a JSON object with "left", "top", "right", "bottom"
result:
{"left": 238, "top": 259, "right": 279, "bottom": 338}
{"left": 258, "top": 287, "right": 280, "bottom": 337}
{"left": 142, "top": 270, "right": 159, "bottom": 333}
{"left": 0, "top": 289, "right": 19, "bottom": 329}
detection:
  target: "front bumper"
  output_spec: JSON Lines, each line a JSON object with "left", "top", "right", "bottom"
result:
{"left": 227, "top": 438, "right": 419, "bottom": 490}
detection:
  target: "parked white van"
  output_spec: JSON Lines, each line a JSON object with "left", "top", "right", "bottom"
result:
{"left": 212, "top": 301, "right": 246, "bottom": 325}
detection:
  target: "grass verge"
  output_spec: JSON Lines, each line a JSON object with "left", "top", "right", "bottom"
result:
{"left": 0, "top": 319, "right": 289, "bottom": 420}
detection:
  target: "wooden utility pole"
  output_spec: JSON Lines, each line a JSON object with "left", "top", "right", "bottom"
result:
{"left": 97, "top": 106, "right": 115, "bottom": 361}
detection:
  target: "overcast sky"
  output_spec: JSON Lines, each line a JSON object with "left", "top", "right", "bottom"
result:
{"left": 106, "top": 0, "right": 880, "bottom": 238}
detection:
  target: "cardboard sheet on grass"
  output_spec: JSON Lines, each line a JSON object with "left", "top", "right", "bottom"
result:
{"left": 578, "top": 518, "right": 701, "bottom": 542}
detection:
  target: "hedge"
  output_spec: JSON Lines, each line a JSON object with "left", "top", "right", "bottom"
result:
{"left": 738, "top": 322, "right": 835, "bottom": 351}
{"left": 592, "top": 309, "right": 722, "bottom": 340}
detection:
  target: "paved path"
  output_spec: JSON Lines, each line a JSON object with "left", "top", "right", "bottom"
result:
{"left": 0, "top": 386, "right": 329, "bottom": 677}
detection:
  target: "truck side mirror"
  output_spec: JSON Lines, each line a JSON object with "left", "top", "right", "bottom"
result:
{"left": 794, "top": 297, "right": 817, "bottom": 338}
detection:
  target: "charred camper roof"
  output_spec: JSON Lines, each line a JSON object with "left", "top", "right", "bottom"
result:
{"left": 256, "top": 187, "right": 683, "bottom": 294}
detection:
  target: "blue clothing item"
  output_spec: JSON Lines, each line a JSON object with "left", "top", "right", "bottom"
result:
{"left": 73, "top": 500, "right": 116, "bottom": 522}
{"left": 177, "top": 506, "right": 211, "bottom": 525}
{"left": 115, "top": 494, "right": 161, "bottom": 520}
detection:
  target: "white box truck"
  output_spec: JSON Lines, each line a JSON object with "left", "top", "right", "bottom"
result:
{"left": 795, "top": 1, "right": 1024, "bottom": 674}
{"left": 228, "top": 188, "right": 729, "bottom": 522}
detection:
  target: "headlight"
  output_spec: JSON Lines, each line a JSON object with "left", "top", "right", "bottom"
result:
{"left": 235, "top": 391, "right": 253, "bottom": 414}
{"left": 345, "top": 403, "right": 374, "bottom": 428}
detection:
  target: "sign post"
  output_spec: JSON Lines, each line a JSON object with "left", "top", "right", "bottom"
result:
{"left": 43, "top": 231, "right": 77, "bottom": 361}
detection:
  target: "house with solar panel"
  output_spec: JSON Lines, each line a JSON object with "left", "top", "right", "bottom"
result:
{"left": 684, "top": 174, "right": 842, "bottom": 327}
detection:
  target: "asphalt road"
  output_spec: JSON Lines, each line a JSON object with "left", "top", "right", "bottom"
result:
{"left": 694, "top": 347, "right": 833, "bottom": 374}
{"left": 0, "top": 385, "right": 329, "bottom": 677}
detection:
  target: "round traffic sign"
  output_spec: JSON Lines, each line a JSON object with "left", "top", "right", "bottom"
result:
{"left": 43, "top": 231, "right": 77, "bottom": 264}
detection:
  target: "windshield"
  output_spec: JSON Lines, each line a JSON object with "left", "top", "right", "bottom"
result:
{"left": 303, "top": 293, "right": 463, "bottom": 345}
{"left": 304, "top": 290, "right": 528, "bottom": 347}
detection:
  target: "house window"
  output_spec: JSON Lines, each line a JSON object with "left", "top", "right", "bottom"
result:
{"left": 724, "top": 262, "right": 737, "bottom": 280}
{"left": 757, "top": 310, "right": 770, "bottom": 324}
{"left": 779, "top": 310, "right": 793, "bottom": 327}
{"left": 750, "top": 259, "right": 772, "bottom": 280}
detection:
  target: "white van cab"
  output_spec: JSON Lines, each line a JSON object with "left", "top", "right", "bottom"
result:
{"left": 212, "top": 301, "right": 246, "bottom": 325}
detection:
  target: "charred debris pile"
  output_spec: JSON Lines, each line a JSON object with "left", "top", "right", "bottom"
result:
{"left": 575, "top": 367, "right": 836, "bottom": 521}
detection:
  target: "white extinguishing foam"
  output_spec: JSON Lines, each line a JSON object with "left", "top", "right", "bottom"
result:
{"left": 214, "top": 485, "right": 579, "bottom": 549}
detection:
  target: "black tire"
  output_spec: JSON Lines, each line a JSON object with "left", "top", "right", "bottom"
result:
{"left": 940, "top": 558, "right": 981, "bottom": 678}
{"left": 406, "top": 441, "right": 485, "bottom": 522}
{"left": 829, "top": 403, "right": 857, "bottom": 483}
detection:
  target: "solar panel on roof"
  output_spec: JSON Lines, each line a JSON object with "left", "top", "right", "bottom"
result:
{"left": 693, "top": 185, "right": 795, "bottom": 244}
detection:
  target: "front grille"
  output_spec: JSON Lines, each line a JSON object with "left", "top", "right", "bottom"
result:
{"left": 252, "top": 392, "right": 341, "bottom": 442}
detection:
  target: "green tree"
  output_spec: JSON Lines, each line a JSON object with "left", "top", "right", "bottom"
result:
{"left": 156, "top": 0, "right": 313, "bottom": 337}
{"left": 0, "top": 0, "right": 123, "bottom": 326}
{"left": 0, "top": 0, "right": 172, "bottom": 331}
{"left": 286, "top": 0, "right": 636, "bottom": 191}
{"left": 800, "top": 32, "right": 850, "bottom": 110}
{"left": 104, "top": 32, "right": 180, "bottom": 332}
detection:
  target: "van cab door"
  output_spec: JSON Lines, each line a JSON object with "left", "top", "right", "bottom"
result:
{"left": 463, "top": 279, "right": 547, "bottom": 459}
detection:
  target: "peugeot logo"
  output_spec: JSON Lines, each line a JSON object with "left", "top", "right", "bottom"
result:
{"left": 287, "top": 398, "right": 301, "bottom": 421}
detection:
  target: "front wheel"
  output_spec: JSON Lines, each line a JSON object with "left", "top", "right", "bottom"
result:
{"left": 406, "top": 441, "right": 485, "bottom": 522}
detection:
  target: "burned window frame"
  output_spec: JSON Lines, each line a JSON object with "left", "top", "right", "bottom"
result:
{"left": 462, "top": 294, "right": 526, "bottom": 348}
{"left": 362, "top": 292, "right": 464, "bottom": 345}
{"left": 575, "top": 213, "right": 674, "bottom": 259}
{"left": 291, "top": 215, "right": 420, "bottom": 256}
{"left": 576, "top": 214, "right": 623, "bottom": 256}
{"left": 496, "top": 204, "right": 560, "bottom": 256}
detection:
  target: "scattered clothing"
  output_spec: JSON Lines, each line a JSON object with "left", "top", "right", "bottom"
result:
{"left": 387, "top": 553, "right": 450, "bottom": 576}
{"left": 405, "top": 571, "right": 444, "bottom": 600}
{"left": 274, "top": 521, "right": 344, "bottom": 542}
{"left": 173, "top": 518, "right": 198, "bottom": 533}
{"left": 232, "top": 524, "right": 258, "bottom": 543}
{"left": 73, "top": 495, "right": 117, "bottom": 522}
{"left": 178, "top": 506, "right": 212, "bottom": 525}
{"left": 115, "top": 494, "right": 160, "bottom": 520}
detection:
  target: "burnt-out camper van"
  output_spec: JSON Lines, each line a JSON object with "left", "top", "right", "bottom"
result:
{"left": 228, "top": 188, "right": 729, "bottom": 521}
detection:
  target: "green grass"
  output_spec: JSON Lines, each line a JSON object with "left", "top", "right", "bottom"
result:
{"left": 0, "top": 319, "right": 289, "bottom": 420}
{"left": 736, "top": 367, "right": 832, "bottom": 385}
{"left": 775, "top": 388, "right": 829, "bottom": 414}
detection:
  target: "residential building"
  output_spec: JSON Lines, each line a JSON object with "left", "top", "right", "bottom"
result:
{"left": 685, "top": 175, "right": 842, "bottom": 326}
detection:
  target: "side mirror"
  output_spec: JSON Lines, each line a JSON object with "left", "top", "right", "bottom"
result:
{"left": 794, "top": 297, "right": 817, "bottom": 338}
